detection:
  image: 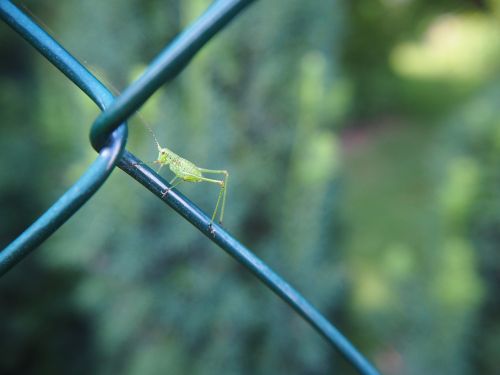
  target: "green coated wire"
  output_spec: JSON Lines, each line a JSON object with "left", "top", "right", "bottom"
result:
{"left": 0, "top": 1, "right": 381, "bottom": 374}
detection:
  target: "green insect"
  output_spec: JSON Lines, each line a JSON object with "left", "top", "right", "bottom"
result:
{"left": 140, "top": 127, "right": 229, "bottom": 226}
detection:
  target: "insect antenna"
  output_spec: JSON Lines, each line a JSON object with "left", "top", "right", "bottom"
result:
{"left": 136, "top": 112, "right": 162, "bottom": 152}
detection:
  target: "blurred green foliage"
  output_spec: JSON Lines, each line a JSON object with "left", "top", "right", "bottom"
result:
{"left": 1, "top": 0, "right": 499, "bottom": 374}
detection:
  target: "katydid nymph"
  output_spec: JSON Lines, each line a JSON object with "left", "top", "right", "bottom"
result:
{"left": 83, "top": 71, "right": 229, "bottom": 228}
{"left": 138, "top": 126, "right": 229, "bottom": 227}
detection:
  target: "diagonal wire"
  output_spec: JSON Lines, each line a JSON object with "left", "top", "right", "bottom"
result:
{"left": 89, "top": 0, "right": 381, "bottom": 370}
{"left": 90, "top": 0, "right": 256, "bottom": 151}
{"left": 0, "top": 0, "right": 128, "bottom": 274}
{"left": 0, "top": 1, "right": 382, "bottom": 374}
{"left": 120, "top": 152, "right": 382, "bottom": 375}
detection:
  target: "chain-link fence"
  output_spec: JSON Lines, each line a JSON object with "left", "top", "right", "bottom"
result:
{"left": 0, "top": 1, "right": 381, "bottom": 374}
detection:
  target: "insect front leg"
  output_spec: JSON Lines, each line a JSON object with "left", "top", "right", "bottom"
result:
{"left": 132, "top": 160, "right": 156, "bottom": 167}
{"left": 132, "top": 160, "right": 166, "bottom": 178}
{"left": 156, "top": 161, "right": 164, "bottom": 174}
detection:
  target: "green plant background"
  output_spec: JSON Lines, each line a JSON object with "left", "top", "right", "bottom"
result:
{"left": 1, "top": 0, "right": 499, "bottom": 374}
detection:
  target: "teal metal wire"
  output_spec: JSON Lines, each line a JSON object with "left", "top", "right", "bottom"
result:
{"left": 90, "top": 0, "right": 256, "bottom": 151}
{"left": 0, "top": 1, "right": 382, "bottom": 374}
{"left": 0, "top": 0, "right": 128, "bottom": 275}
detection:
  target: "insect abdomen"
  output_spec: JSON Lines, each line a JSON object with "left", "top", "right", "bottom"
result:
{"left": 170, "top": 156, "right": 202, "bottom": 182}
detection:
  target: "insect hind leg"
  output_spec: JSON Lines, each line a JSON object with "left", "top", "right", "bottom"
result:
{"left": 180, "top": 169, "right": 229, "bottom": 225}
{"left": 199, "top": 169, "right": 229, "bottom": 224}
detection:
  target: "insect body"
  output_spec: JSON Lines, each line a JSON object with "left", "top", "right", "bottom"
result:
{"left": 152, "top": 139, "right": 229, "bottom": 226}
